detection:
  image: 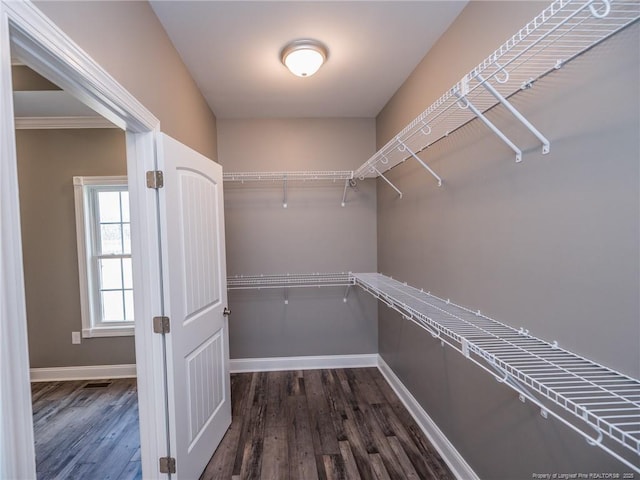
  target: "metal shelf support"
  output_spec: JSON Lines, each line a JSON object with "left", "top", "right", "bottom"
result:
{"left": 283, "top": 176, "right": 288, "bottom": 208}
{"left": 341, "top": 179, "right": 352, "bottom": 207}
{"left": 371, "top": 166, "right": 403, "bottom": 198}
{"left": 455, "top": 90, "right": 524, "bottom": 163}
{"left": 343, "top": 284, "right": 351, "bottom": 303}
{"left": 397, "top": 139, "right": 442, "bottom": 187}
{"left": 476, "top": 73, "right": 550, "bottom": 155}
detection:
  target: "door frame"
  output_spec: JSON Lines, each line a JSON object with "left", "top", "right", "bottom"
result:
{"left": 1, "top": 1, "right": 167, "bottom": 477}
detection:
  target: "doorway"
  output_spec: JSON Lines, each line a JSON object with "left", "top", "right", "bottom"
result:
{"left": 0, "top": 2, "right": 166, "bottom": 478}
{"left": 12, "top": 67, "right": 141, "bottom": 474}
{"left": 2, "top": 4, "right": 232, "bottom": 478}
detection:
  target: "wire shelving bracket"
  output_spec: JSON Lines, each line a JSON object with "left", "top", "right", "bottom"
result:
{"left": 353, "top": 0, "right": 640, "bottom": 187}
{"left": 352, "top": 272, "right": 640, "bottom": 473}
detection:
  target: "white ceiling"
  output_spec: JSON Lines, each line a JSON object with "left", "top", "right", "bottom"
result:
{"left": 150, "top": 1, "right": 467, "bottom": 119}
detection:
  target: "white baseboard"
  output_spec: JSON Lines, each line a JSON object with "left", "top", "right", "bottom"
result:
{"left": 30, "top": 364, "right": 137, "bottom": 382}
{"left": 229, "top": 353, "right": 378, "bottom": 373}
{"left": 377, "top": 356, "right": 479, "bottom": 480}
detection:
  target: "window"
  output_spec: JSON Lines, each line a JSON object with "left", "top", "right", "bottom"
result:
{"left": 73, "top": 176, "right": 134, "bottom": 337}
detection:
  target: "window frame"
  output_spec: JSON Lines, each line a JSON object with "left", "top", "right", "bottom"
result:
{"left": 73, "top": 175, "right": 134, "bottom": 338}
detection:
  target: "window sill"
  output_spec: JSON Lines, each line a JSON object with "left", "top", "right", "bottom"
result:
{"left": 82, "top": 326, "right": 134, "bottom": 338}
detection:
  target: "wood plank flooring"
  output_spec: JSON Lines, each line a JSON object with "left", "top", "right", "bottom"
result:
{"left": 31, "top": 368, "right": 454, "bottom": 480}
{"left": 31, "top": 378, "right": 141, "bottom": 480}
{"left": 201, "top": 368, "right": 454, "bottom": 480}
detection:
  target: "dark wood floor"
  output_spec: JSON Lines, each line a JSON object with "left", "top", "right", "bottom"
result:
{"left": 201, "top": 368, "right": 454, "bottom": 480}
{"left": 31, "top": 378, "right": 141, "bottom": 480}
{"left": 32, "top": 368, "right": 453, "bottom": 480}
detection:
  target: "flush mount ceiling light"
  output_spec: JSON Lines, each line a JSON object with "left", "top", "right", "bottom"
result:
{"left": 280, "top": 39, "right": 328, "bottom": 78}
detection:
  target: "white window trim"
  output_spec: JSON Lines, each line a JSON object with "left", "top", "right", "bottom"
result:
{"left": 73, "top": 175, "right": 134, "bottom": 338}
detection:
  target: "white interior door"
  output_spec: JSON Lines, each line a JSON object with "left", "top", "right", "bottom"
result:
{"left": 158, "top": 133, "right": 231, "bottom": 479}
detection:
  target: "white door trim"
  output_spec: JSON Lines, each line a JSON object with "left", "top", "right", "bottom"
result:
{"left": 0, "top": 1, "right": 166, "bottom": 478}
{"left": 0, "top": 6, "right": 34, "bottom": 477}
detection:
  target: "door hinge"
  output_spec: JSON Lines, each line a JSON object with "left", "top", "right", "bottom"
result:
{"left": 146, "top": 170, "right": 164, "bottom": 189}
{"left": 159, "top": 456, "right": 176, "bottom": 474}
{"left": 153, "top": 316, "right": 170, "bottom": 334}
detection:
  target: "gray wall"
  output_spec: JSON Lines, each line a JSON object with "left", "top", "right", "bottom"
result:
{"left": 16, "top": 129, "right": 135, "bottom": 368}
{"left": 376, "top": 2, "right": 639, "bottom": 478}
{"left": 34, "top": 0, "right": 218, "bottom": 160}
{"left": 219, "top": 118, "right": 378, "bottom": 358}
{"left": 16, "top": 0, "right": 223, "bottom": 367}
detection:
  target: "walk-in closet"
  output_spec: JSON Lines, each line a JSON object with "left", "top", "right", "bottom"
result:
{"left": 1, "top": 1, "right": 637, "bottom": 479}
{"left": 219, "top": 1, "right": 640, "bottom": 477}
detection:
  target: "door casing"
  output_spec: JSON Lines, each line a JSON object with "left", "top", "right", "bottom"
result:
{"left": 0, "top": 1, "right": 168, "bottom": 477}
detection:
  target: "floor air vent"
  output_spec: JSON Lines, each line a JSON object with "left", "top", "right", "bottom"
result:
{"left": 83, "top": 381, "right": 112, "bottom": 389}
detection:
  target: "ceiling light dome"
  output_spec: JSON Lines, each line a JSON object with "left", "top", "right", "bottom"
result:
{"left": 281, "top": 39, "right": 328, "bottom": 78}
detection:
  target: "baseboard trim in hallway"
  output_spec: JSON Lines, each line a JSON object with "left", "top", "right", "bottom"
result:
{"left": 30, "top": 364, "right": 137, "bottom": 382}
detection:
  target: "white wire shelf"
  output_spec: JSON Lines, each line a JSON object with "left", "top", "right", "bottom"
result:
{"left": 223, "top": 171, "right": 354, "bottom": 182}
{"left": 353, "top": 272, "right": 640, "bottom": 473}
{"left": 354, "top": 0, "right": 640, "bottom": 192}
{"left": 223, "top": 171, "right": 358, "bottom": 207}
{"left": 227, "top": 272, "right": 354, "bottom": 290}
{"left": 227, "top": 270, "right": 639, "bottom": 468}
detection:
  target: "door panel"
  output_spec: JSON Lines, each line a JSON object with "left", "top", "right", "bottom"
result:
{"left": 179, "top": 170, "right": 220, "bottom": 319}
{"left": 158, "top": 133, "right": 230, "bottom": 479}
{"left": 186, "top": 331, "right": 224, "bottom": 448}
